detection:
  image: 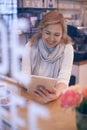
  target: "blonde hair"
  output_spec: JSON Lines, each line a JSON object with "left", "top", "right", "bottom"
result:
{"left": 29, "top": 10, "right": 72, "bottom": 46}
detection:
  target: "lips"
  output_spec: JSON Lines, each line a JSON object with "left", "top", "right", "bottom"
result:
{"left": 47, "top": 41, "right": 54, "bottom": 45}
{"left": 48, "top": 42, "right": 53, "bottom": 45}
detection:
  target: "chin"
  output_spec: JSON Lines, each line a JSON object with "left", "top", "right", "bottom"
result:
{"left": 48, "top": 44, "right": 57, "bottom": 48}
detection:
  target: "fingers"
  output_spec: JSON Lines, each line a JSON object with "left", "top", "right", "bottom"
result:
{"left": 34, "top": 88, "right": 50, "bottom": 103}
{"left": 34, "top": 87, "right": 50, "bottom": 97}
{"left": 34, "top": 87, "right": 59, "bottom": 103}
{"left": 34, "top": 86, "right": 67, "bottom": 103}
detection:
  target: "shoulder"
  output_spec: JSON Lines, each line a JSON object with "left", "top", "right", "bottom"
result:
{"left": 65, "top": 44, "right": 73, "bottom": 49}
{"left": 63, "top": 44, "right": 74, "bottom": 58}
{"left": 22, "top": 42, "right": 32, "bottom": 57}
{"left": 25, "top": 41, "right": 31, "bottom": 49}
{"left": 65, "top": 44, "right": 74, "bottom": 52}
{"left": 25, "top": 41, "right": 37, "bottom": 50}
{"left": 25, "top": 41, "right": 39, "bottom": 57}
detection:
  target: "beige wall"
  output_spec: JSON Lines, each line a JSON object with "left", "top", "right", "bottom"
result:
{"left": 72, "top": 63, "right": 87, "bottom": 87}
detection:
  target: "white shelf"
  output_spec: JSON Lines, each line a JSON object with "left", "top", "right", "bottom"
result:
{"left": 59, "top": 8, "right": 80, "bottom": 11}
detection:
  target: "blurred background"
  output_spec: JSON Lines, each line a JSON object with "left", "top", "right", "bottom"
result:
{"left": 0, "top": 0, "right": 87, "bottom": 86}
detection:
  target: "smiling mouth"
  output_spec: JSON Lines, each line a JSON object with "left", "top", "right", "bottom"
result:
{"left": 48, "top": 43, "right": 54, "bottom": 46}
{"left": 47, "top": 41, "right": 54, "bottom": 45}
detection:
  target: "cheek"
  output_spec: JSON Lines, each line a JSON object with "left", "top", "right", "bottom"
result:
{"left": 57, "top": 36, "right": 62, "bottom": 42}
{"left": 42, "top": 33, "right": 48, "bottom": 40}
{"left": 59, "top": 34, "right": 63, "bottom": 41}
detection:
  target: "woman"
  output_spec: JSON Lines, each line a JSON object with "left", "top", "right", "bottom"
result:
{"left": 22, "top": 11, "right": 74, "bottom": 103}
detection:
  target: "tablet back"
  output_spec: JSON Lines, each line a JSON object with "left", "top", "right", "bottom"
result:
{"left": 27, "top": 75, "right": 57, "bottom": 102}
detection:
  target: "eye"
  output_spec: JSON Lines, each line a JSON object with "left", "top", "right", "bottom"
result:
{"left": 45, "top": 31, "right": 50, "bottom": 35}
{"left": 43, "top": 30, "right": 50, "bottom": 35}
{"left": 54, "top": 33, "right": 60, "bottom": 37}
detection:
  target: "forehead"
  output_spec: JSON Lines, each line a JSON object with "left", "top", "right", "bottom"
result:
{"left": 43, "top": 24, "right": 62, "bottom": 33}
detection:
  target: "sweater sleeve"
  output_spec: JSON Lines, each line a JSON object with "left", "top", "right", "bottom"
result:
{"left": 22, "top": 43, "right": 31, "bottom": 75}
{"left": 57, "top": 44, "right": 74, "bottom": 86}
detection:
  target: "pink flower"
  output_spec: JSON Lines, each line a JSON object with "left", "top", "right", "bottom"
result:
{"left": 60, "top": 89, "right": 81, "bottom": 108}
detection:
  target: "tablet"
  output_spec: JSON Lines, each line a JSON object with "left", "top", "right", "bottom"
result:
{"left": 27, "top": 75, "right": 57, "bottom": 98}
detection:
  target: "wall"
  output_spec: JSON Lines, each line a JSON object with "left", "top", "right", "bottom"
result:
{"left": 72, "top": 62, "right": 87, "bottom": 87}
{"left": 18, "top": 0, "right": 87, "bottom": 26}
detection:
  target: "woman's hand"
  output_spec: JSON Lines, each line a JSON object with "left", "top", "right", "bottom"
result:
{"left": 34, "top": 82, "right": 67, "bottom": 103}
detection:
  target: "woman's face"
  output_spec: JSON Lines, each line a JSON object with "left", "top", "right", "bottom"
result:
{"left": 41, "top": 23, "right": 63, "bottom": 48}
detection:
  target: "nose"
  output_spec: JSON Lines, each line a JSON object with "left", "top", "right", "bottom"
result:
{"left": 49, "top": 35, "right": 55, "bottom": 41}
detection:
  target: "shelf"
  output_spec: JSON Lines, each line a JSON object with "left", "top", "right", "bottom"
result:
{"left": 59, "top": 8, "right": 80, "bottom": 11}
{"left": 60, "top": 0, "right": 87, "bottom": 1}
{"left": 17, "top": 7, "right": 56, "bottom": 13}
